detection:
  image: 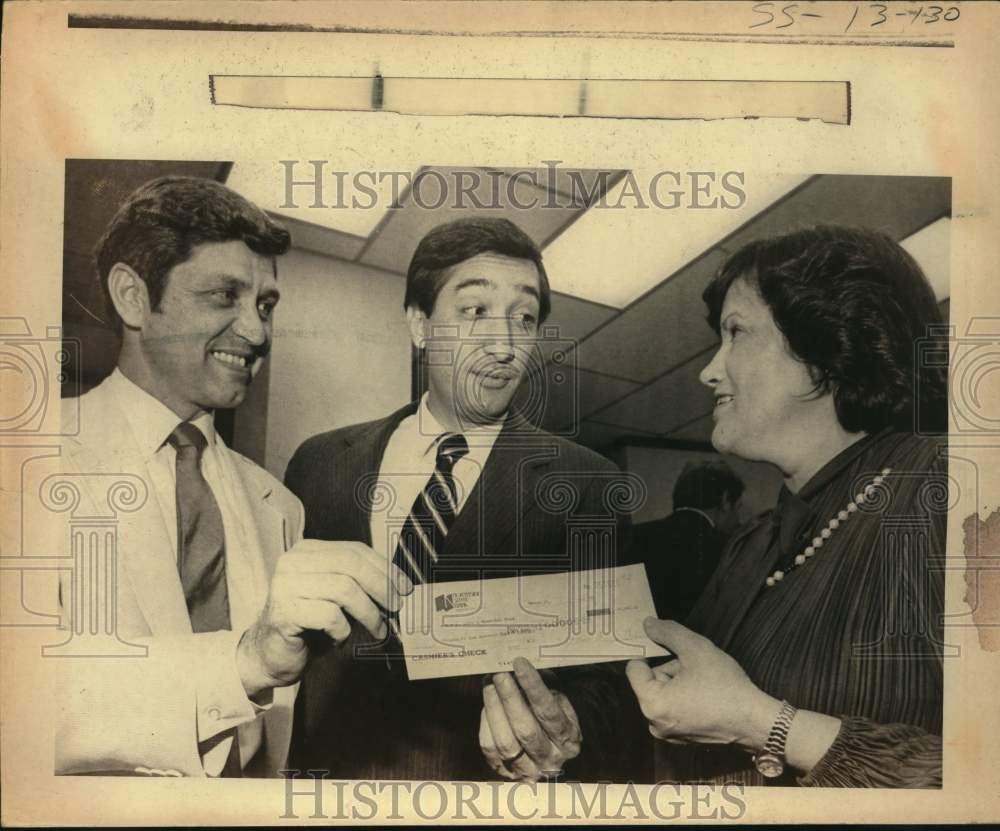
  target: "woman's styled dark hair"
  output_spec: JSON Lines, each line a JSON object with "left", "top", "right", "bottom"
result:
{"left": 703, "top": 224, "right": 948, "bottom": 434}
{"left": 96, "top": 175, "right": 291, "bottom": 332}
{"left": 404, "top": 217, "right": 551, "bottom": 322}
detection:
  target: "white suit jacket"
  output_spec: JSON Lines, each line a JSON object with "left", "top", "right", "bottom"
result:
{"left": 53, "top": 377, "right": 304, "bottom": 777}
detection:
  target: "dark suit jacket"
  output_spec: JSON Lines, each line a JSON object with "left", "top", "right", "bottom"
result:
{"left": 284, "top": 402, "right": 641, "bottom": 782}
{"left": 629, "top": 509, "right": 727, "bottom": 622}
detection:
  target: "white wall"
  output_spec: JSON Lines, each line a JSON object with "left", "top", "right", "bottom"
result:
{"left": 234, "top": 248, "right": 412, "bottom": 481}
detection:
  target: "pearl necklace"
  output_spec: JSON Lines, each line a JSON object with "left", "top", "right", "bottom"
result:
{"left": 765, "top": 467, "right": 892, "bottom": 588}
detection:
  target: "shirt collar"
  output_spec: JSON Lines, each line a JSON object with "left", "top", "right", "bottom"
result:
{"left": 106, "top": 368, "right": 217, "bottom": 459}
{"left": 772, "top": 485, "right": 813, "bottom": 558}
{"left": 796, "top": 430, "right": 882, "bottom": 502}
{"left": 415, "top": 393, "right": 504, "bottom": 458}
{"left": 771, "top": 429, "right": 885, "bottom": 558}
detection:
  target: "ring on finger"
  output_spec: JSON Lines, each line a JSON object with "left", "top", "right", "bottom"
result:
{"left": 502, "top": 747, "right": 527, "bottom": 765}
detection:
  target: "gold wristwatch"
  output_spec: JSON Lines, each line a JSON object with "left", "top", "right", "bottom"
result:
{"left": 754, "top": 700, "right": 797, "bottom": 778}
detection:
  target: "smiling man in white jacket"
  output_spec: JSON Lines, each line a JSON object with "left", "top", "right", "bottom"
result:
{"left": 52, "top": 176, "right": 410, "bottom": 777}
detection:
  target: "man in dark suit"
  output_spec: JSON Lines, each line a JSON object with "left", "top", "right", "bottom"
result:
{"left": 284, "top": 217, "right": 635, "bottom": 782}
{"left": 630, "top": 460, "right": 744, "bottom": 621}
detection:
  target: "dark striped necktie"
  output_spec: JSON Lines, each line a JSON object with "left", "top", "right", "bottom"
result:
{"left": 392, "top": 433, "right": 469, "bottom": 585}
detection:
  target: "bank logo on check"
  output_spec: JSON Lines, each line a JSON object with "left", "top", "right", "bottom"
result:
{"left": 434, "top": 590, "right": 479, "bottom": 612}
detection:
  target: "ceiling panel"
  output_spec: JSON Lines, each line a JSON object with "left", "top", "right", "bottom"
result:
{"left": 591, "top": 350, "right": 715, "bottom": 436}
{"left": 227, "top": 160, "right": 403, "bottom": 238}
{"left": 518, "top": 365, "right": 641, "bottom": 435}
{"left": 542, "top": 172, "right": 810, "bottom": 307}
{"left": 359, "top": 167, "right": 586, "bottom": 275}
{"left": 574, "top": 369, "right": 643, "bottom": 422}
{"left": 573, "top": 249, "right": 726, "bottom": 382}
{"left": 720, "top": 175, "right": 951, "bottom": 255}
{"left": 274, "top": 214, "right": 367, "bottom": 262}
{"left": 556, "top": 174, "right": 952, "bottom": 456}
{"left": 544, "top": 291, "right": 617, "bottom": 345}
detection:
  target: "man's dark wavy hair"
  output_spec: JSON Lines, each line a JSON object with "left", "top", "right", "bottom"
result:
{"left": 403, "top": 217, "right": 551, "bottom": 322}
{"left": 703, "top": 224, "right": 948, "bottom": 435}
{"left": 96, "top": 175, "right": 291, "bottom": 333}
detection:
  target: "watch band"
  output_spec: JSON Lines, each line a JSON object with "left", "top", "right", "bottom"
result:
{"left": 754, "top": 700, "right": 797, "bottom": 779}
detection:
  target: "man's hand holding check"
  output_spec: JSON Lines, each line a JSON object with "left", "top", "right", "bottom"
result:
{"left": 480, "top": 657, "right": 582, "bottom": 781}
{"left": 237, "top": 540, "right": 413, "bottom": 697}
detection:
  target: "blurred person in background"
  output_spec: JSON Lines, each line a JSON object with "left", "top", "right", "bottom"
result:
{"left": 631, "top": 460, "right": 744, "bottom": 620}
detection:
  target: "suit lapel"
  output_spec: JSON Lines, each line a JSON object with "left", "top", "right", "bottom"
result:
{"left": 445, "top": 412, "right": 557, "bottom": 560}
{"left": 67, "top": 381, "right": 191, "bottom": 635}
{"left": 336, "top": 403, "right": 417, "bottom": 545}
{"left": 230, "top": 455, "right": 286, "bottom": 577}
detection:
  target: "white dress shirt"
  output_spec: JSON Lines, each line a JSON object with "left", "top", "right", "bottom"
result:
{"left": 106, "top": 369, "right": 270, "bottom": 775}
{"left": 369, "top": 393, "right": 503, "bottom": 562}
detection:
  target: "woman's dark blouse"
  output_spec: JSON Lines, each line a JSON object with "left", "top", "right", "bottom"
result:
{"left": 665, "top": 430, "right": 947, "bottom": 787}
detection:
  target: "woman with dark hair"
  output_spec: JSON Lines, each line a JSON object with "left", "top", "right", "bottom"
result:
{"left": 627, "top": 225, "right": 949, "bottom": 788}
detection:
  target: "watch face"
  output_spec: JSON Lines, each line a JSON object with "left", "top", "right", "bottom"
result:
{"left": 755, "top": 752, "right": 784, "bottom": 778}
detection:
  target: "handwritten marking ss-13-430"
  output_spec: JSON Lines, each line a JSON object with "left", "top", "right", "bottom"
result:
{"left": 750, "top": 3, "right": 960, "bottom": 32}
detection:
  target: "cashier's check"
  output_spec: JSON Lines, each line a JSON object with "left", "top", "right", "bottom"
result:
{"left": 397, "top": 563, "right": 669, "bottom": 680}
